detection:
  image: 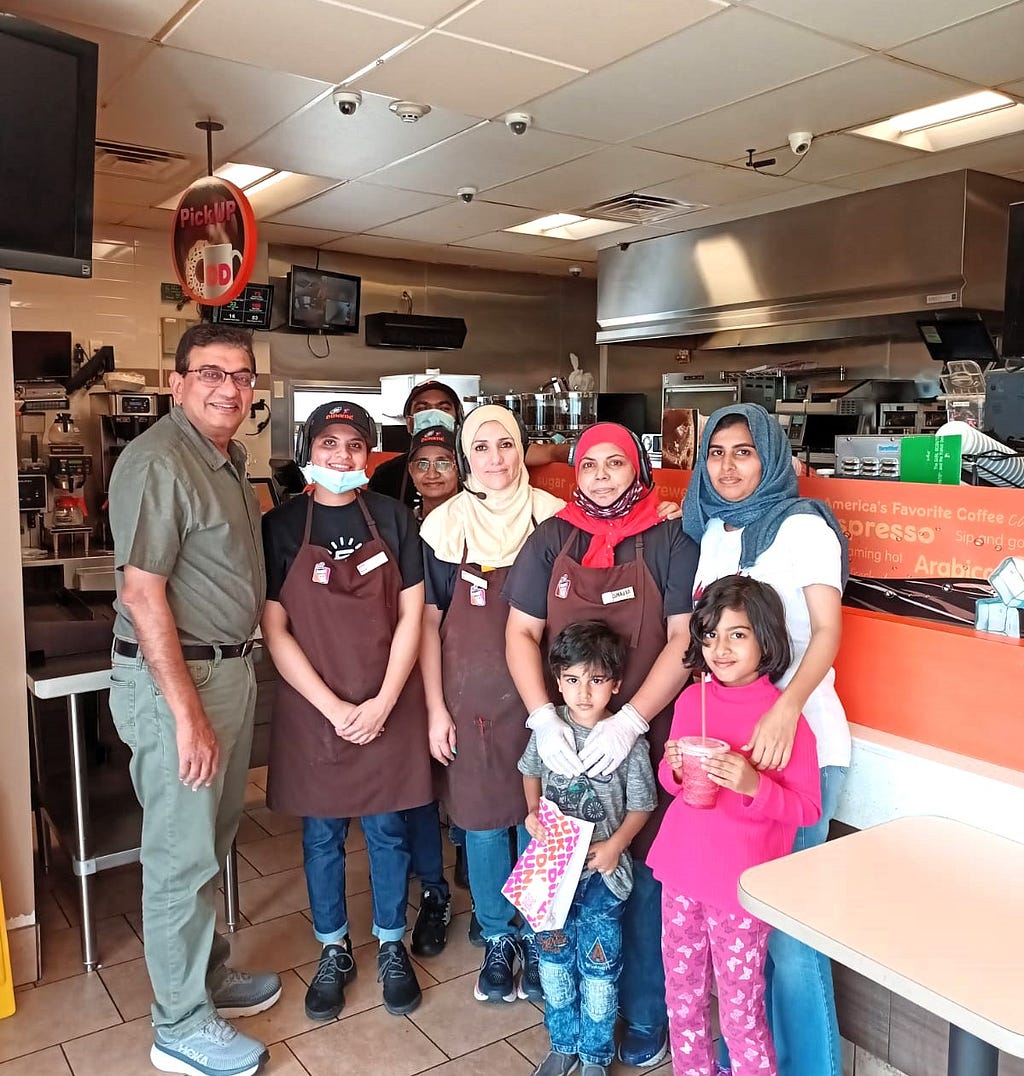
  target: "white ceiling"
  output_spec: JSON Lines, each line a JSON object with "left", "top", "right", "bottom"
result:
{"left": 8, "top": 0, "right": 1024, "bottom": 277}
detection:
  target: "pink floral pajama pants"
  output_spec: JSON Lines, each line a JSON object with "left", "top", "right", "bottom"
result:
{"left": 661, "top": 887, "right": 776, "bottom": 1076}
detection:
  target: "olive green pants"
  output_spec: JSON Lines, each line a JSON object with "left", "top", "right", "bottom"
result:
{"left": 109, "top": 650, "right": 256, "bottom": 1040}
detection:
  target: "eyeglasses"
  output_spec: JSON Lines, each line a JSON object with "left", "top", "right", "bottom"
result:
{"left": 413, "top": 458, "right": 454, "bottom": 473}
{"left": 185, "top": 366, "right": 257, "bottom": 389}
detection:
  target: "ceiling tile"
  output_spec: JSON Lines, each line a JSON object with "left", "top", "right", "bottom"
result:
{"left": 319, "top": 233, "right": 439, "bottom": 258}
{"left": 165, "top": 0, "right": 416, "bottom": 84}
{"left": 453, "top": 230, "right": 568, "bottom": 255}
{"left": 646, "top": 163, "right": 804, "bottom": 207}
{"left": 746, "top": 0, "right": 1018, "bottom": 50}
{"left": 367, "top": 121, "right": 601, "bottom": 196}
{"left": 633, "top": 56, "right": 970, "bottom": 163}
{"left": 98, "top": 46, "right": 328, "bottom": 158}
{"left": 756, "top": 133, "right": 925, "bottom": 183}
{"left": 2, "top": 0, "right": 183, "bottom": 38}
{"left": 269, "top": 181, "right": 449, "bottom": 231}
{"left": 523, "top": 6, "right": 866, "bottom": 143}
{"left": 238, "top": 92, "right": 479, "bottom": 181}
{"left": 891, "top": 4, "right": 1024, "bottom": 87}
{"left": 256, "top": 222, "right": 349, "bottom": 248}
{"left": 345, "top": 0, "right": 464, "bottom": 24}
{"left": 368, "top": 200, "right": 535, "bottom": 242}
{"left": 118, "top": 206, "right": 177, "bottom": 230}
{"left": 355, "top": 31, "right": 582, "bottom": 118}
{"left": 484, "top": 146, "right": 709, "bottom": 214}
{"left": 93, "top": 171, "right": 191, "bottom": 208}
{"left": 443, "top": 0, "right": 721, "bottom": 70}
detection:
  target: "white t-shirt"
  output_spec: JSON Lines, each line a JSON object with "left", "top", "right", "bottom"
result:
{"left": 693, "top": 513, "right": 850, "bottom": 767}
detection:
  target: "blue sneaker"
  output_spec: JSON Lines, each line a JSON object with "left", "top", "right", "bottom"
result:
{"left": 618, "top": 1025, "right": 669, "bottom": 1068}
{"left": 151, "top": 1014, "right": 268, "bottom": 1076}
{"left": 210, "top": 968, "right": 282, "bottom": 1019}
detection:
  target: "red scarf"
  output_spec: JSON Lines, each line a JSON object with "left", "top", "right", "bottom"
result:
{"left": 556, "top": 423, "right": 664, "bottom": 568}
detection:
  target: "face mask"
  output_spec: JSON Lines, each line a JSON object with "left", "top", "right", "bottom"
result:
{"left": 301, "top": 464, "right": 368, "bottom": 495}
{"left": 412, "top": 408, "right": 455, "bottom": 434}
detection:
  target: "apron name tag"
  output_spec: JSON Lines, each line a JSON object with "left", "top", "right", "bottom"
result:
{"left": 601, "top": 585, "right": 635, "bottom": 605}
{"left": 555, "top": 573, "right": 571, "bottom": 600}
{"left": 312, "top": 561, "right": 331, "bottom": 585}
{"left": 461, "top": 570, "right": 488, "bottom": 589}
{"left": 356, "top": 550, "right": 388, "bottom": 576}
{"left": 469, "top": 584, "right": 487, "bottom": 607}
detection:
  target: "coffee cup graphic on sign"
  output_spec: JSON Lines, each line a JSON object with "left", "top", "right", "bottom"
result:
{"left": 201, "top": 243, "right": 243, "bottom": 300}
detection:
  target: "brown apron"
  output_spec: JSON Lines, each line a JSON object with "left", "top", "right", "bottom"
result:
{"left": 437, "top": 549, "right": 529, "bottom": 831}
{"left": 545, "top": 530, "right": 675, "bottom": 860}
{"left": 266, "top": 493, "right": 432, "bottom": 818}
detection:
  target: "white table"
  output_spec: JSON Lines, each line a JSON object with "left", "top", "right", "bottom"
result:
{"left": 738, "top": 816, "right": 1024, "bottom": 1076}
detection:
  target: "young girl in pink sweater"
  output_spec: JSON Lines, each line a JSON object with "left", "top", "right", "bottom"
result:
{"left": 646, "top": 576, "right": 821, "bottom": 1076}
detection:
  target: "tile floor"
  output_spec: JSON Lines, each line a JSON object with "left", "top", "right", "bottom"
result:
{"left": 0, "top": 766, "right": 673, "bottom": 1076}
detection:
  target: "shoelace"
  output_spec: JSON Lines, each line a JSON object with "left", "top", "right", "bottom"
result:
{"left": 197, "top": 1014, "right": 238, "bottom": 1046}
{"left": 421, "top": 891, "right": 450, "bottom": 924}
{"left": 313, "top": 946, "right": 353, "bottom": 986}
{"left": 217, "top": 969, "right": 250, "bottom": 990}
{"left": 378, "top": 946, "right": 411, "bottom": 983}
{"left": 483, "top": 937, "right": 516, "bottom": 980}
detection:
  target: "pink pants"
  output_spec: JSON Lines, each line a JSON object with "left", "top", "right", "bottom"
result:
{"left": 661, "top": 887, "right": 777, "bottom": 1076}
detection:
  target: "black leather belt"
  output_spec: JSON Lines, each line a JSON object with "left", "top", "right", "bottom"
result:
{"left": 113, "top": 638, "right": 254, "bottom": 661}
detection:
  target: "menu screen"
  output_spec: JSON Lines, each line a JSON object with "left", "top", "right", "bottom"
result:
{"left": 213, "top": 283, "right": 274, "bottom": 330}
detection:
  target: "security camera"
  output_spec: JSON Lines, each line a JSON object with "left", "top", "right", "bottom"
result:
{"left": 504, "top": 112, "right": 532, "bottom": 136}
{"left": 568, "top": 265, "right": 583, "bottom": 278}
{"left": 332, "top": 89, "right": 361, "bottom": 116}
{"left": 788, "top": 131, "right": 813, "bottom": 156}
{"left": 457, "top": 186, "right": 477, "bottom": 204}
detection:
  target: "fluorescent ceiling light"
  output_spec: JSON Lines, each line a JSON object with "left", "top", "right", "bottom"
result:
{"left": 214, "top": 162, "right": 275, "bottom": 188}
{"left": 850, "top": 91, "right": 1024, "bottom": 152}
{"left": 507, "top": 213, "right": 632, "bottom": 240}
{"left": 890, "top": 91, "right": 1014, "bottom": 134}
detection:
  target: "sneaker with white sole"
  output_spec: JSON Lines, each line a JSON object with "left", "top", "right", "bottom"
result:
{"left": 210, "top": 968, "right": 282, "bottom": 1019}
{"left": 474, "top": 934, "right": 519, "bottom": 1003}
{"left": 151, "top": 1014, "right": 268, "bottom": 1076}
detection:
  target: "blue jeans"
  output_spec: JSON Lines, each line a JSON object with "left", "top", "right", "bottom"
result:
{"left": 717, "top": 765, "right": 848, "bottom": 1076}
{"left": 402, "top": 801, "right": 451, "bottom": 900}
{"left": 302, "top": 811, "right": 413, "bottom": 944}
{"left": 537, "top": 874, "right": 625, "bottom": 1066}
{"left": 619, "top": 859, "right": 668, "bottom": 1034}
{"left": 465, "top": 825, "right": 530, "bottom": 940}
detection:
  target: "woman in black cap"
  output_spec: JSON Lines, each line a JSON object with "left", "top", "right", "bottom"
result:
{"left": 260, "top": 400, "right": 448, "bottom": 1023}
{"left": 405, "top": 424, "right": 460, "bottom": 521}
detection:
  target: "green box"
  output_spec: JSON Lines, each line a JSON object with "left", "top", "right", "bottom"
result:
{"left": 899, "top": 433, "right": 962, "bottom": 484}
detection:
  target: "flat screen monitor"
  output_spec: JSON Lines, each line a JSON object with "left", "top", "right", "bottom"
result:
{"left": 0, "top": 16, "right": 97, "bottom": 279}
{"left": 210, "top": 283, "right": 274, "bottom": 330}
{"left": 287, "top": 265, "right": 360, "bottom": 334}
{"left": 1004, "top": 201, "right": 1024, "bottom": 360}
{"left": 12, "top": 330, "right": 73, "bottom": 382}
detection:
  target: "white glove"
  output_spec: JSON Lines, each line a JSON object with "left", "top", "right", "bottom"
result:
{"left": 526, "top": 703, "right": 584, "bottom": 777}
{"left": 578, "top": 703, "right": 649, "bottom": 777}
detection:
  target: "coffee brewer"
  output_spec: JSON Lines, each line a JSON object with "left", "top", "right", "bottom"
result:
{"left": 45, "top": 412, "right": 93, "bottom": 556}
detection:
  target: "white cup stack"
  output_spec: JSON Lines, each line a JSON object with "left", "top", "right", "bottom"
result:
{"left": 936, "top": 421, "right": 1024, "bottom": 488}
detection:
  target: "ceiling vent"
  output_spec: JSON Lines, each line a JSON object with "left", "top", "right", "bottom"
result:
{"left": 580, "top": 192, "right": 706, "bottom": 225}
{"left": 95, "top": 139, "right": 189, "bottom": 181}
{"left": 364, "top": 313, "right": 468, "bottom": 351}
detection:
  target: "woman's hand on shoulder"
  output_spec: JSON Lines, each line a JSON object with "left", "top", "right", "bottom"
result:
{"left": 427, "top": 705, "right": 457, "bottom": 765}
{"left": 743, "top": 697, "right": 801, "bottom": 770}
{"left": 656, "top": 500, "right": 681, "bottom": 521}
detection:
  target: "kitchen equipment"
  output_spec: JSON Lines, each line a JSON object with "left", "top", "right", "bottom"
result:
{"left": 521, "top": 393, "right": 560, "bottom": 436}
{"left": 379, "top": 371, "right": 481, "bottom": 420}
{"left": 559, "top": 391, "right": 596, "bottom": 432}
{"left": 835, "top": 435, "right": 903, "bottom": 481}
{"left": 662, "top": 375, "right": 739, "bottom": 429}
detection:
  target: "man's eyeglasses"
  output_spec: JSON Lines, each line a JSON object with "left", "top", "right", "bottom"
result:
{"left": 412, "top": 458, "right": 454, "bottom": 473}
{"left": 185, "top": 366, "right": 256, "bottom": 389}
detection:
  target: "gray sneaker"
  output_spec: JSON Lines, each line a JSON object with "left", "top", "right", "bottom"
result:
{"left": 151, "top": 1014, "right": 268, "bottom": 1076}
{"left": 210, "top": 968, "right": 282, "bottom": 1019}
{"left": 580, "top": 1066, "right": 608, "bottom": 1076}
{"left": 532, "top": 1051, "right": 579, "bottom": 1076}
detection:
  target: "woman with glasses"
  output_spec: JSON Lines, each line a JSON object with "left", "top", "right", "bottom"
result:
{"left": 406, "top": 425, "right": 460, "bottom": 520}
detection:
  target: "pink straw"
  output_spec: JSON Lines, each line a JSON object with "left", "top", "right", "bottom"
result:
{"left": 700, "top": 671, "right": 707, "bottom": 742}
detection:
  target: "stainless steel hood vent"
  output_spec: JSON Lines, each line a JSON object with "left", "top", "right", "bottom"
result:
{"left": 596, "top": 170, "right": 1024, "bottom": 349}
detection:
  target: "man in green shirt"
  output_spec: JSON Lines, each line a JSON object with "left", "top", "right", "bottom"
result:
{"left": 108, "top": 322, "right": 278, "bottom": 1076}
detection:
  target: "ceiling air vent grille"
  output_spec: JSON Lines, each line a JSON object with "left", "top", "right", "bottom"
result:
{"left": 580, "top": 192, "right": 706, "bottom": 225}
{"left": 95, "top": 139, "right": 189, "bottom": 181}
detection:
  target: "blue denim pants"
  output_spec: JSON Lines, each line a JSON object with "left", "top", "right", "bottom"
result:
{"left": 717, "top": 765, "right": 848, "bottom": 1076}
{"left": 465, "top": 824, "right": 530, "bottom": 940}
{"left": 402, "top": 801, "right": 451, "bottom": 900}
{"left": 537, "top": 873, "right": 626, "bottom": 1066}
{"left": 619, "top": 859, "right": 668, "bottom": 1034}
{"left": 302, "top": 811, "right": 414, "bottom": 945}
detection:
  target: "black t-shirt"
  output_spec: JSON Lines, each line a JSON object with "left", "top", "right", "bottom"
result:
{"left": 262, "top": 490, "right": 423, "bottom": 602}
{"left": 423, "top": 545, "right": 474, "bottom": 615}
{"left": 502, "top": 516, "right": 699, "bottom": 621}
{"left": 368, "top": 452, "right": 417, "bottom": 510}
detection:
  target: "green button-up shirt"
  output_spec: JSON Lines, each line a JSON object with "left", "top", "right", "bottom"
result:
{"left": 109, "top": 406, "right": 266, "bottom": 646}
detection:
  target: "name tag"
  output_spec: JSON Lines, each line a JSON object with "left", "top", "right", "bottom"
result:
{"left": 312, "top": 561, "right": 331, "bottom": 585}
{"left": 461, "top": 570, "right": 488, "bottom": 589}
{"left": 601, "top": 585, "right": 635, "bottom": 605}
{"left": 356, "top": 550, "right": 388, "bottom": 576}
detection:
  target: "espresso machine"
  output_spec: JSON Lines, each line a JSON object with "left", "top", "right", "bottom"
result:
{"left": 45, "top": 412, "right": 93, "bottom": 556}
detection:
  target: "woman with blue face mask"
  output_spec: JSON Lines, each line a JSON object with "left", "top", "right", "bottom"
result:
{"left": 260, "top": 401, "right": 448, "bottom": 1023}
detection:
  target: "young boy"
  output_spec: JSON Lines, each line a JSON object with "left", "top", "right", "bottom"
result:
{"left": 518, "top": 621, "right": 658, "bottom": 1076}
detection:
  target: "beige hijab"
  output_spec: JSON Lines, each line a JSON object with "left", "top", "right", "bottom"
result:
{"left": 420, "top": 405, "right": 564, "bottom": 567}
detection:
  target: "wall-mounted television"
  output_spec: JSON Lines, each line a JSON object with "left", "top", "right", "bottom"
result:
{"left": 12, "top": 330, "right": 73, "bottom": 382}
{"left": 287, "top": 265, "right": 360, "bottom": 334}
{"left": 0, "top": 16, "right": 97, "bottom": 279}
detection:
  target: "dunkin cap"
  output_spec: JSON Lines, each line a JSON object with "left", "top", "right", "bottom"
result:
{"left": 402, "top": 379, "right": 465, "bottom": 421}
{"left": 297, "top": 400, "right": 376, "bottom": 464}
{"left": 409, "top": 424, "right": 457, "bottom": 458}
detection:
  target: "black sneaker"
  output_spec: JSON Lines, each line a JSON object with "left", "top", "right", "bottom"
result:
{"left": 412, "top": 886, "right": 451, "bottom": 958}
{"left": 517, "top": 935, "right": 543, "bottom": 1001}
{"left": 377, "top": 940, "right": 422, "bottom": 1015}
{"left": 304, "top": 938, "right": 356, "bottom": 1021}
{"left": 454, "top": 843, "right": 470, "bottom": 889}
{"left": 473, "top": 934, "right": 518, "bottom": 1003}
{"left": 468, "top": 906, "right": 484, "bottom": 947}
